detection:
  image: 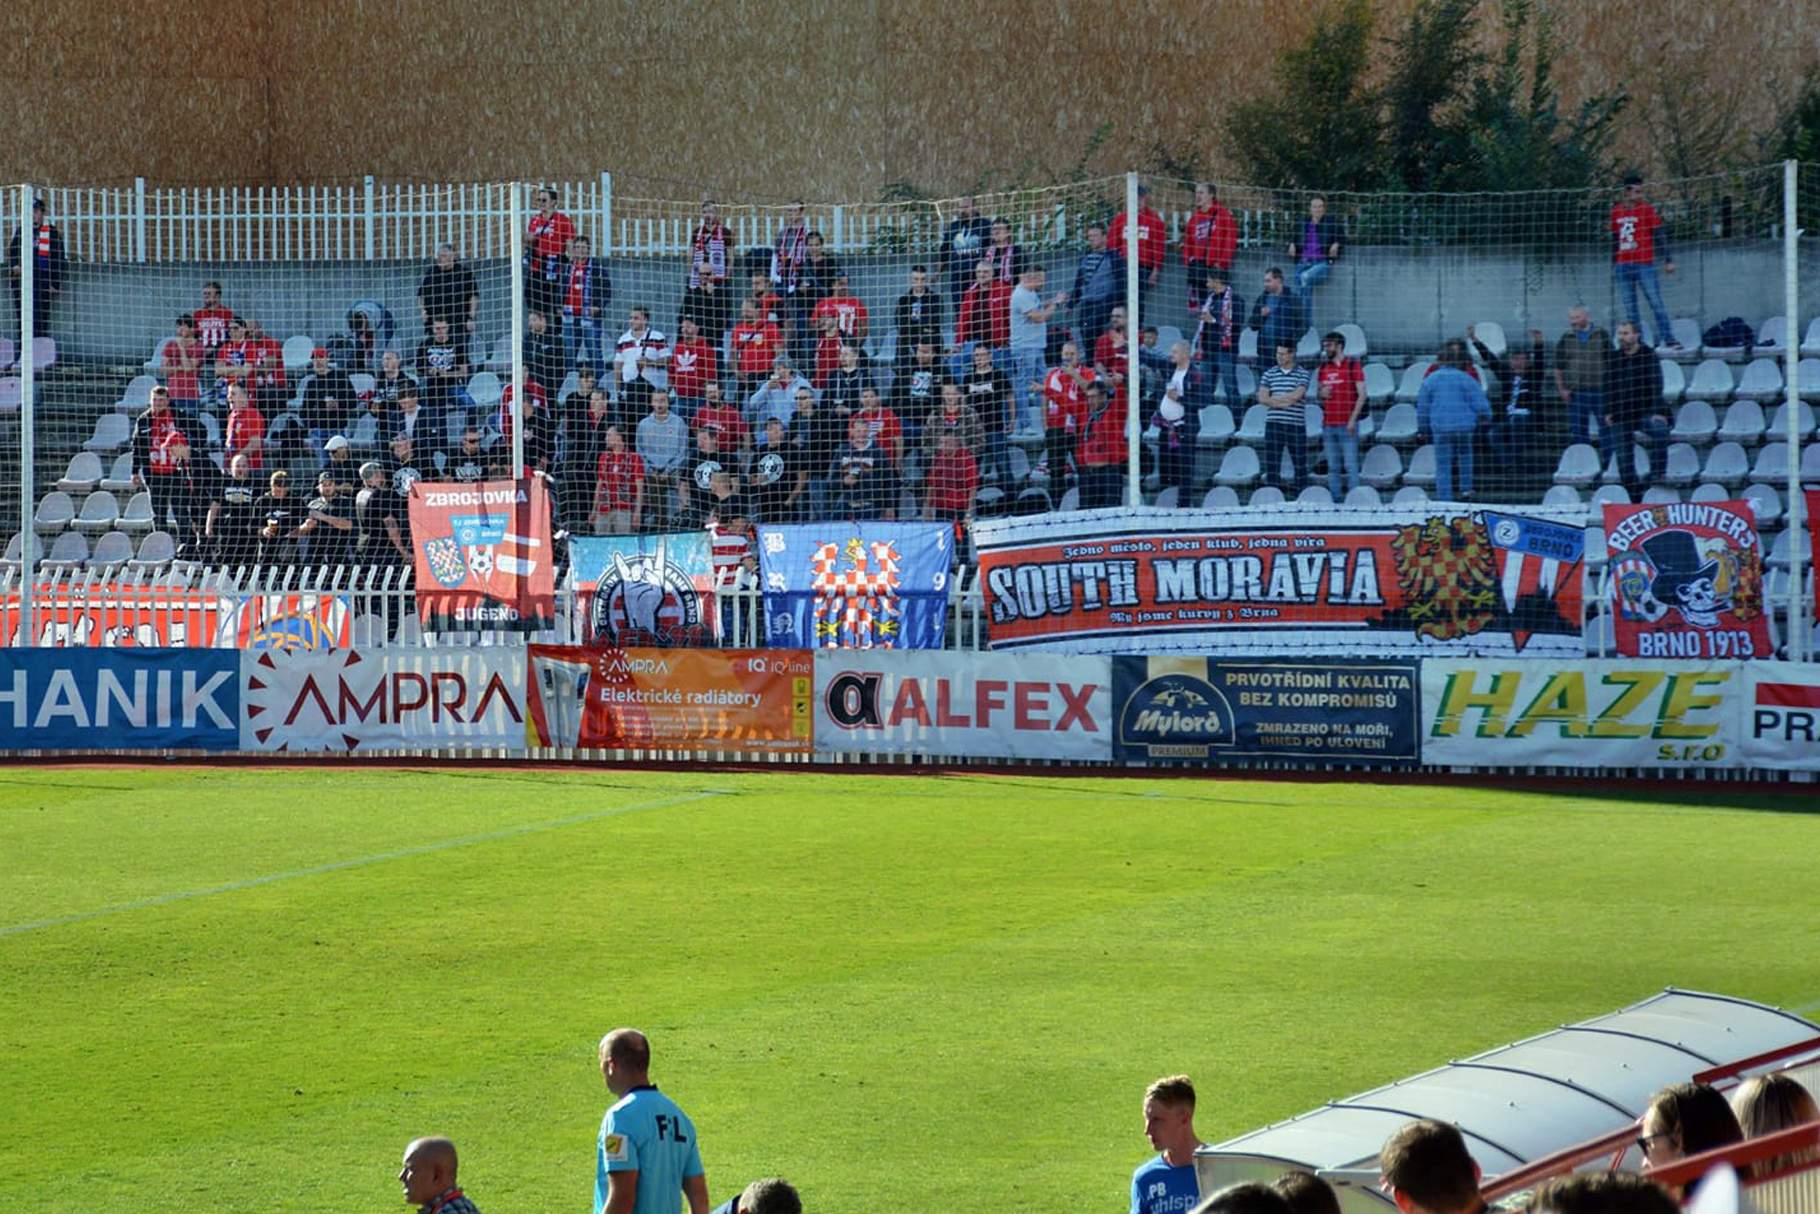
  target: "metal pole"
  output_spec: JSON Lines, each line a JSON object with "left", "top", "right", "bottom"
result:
{"left": 18, "top": 184, "right": 36, "bottom": 645}
{"left": 600, "top": 170, "right": 613, "bottom": 256}
{"left": 1124, "top": 171, "right": 1140, "bottom": 507}
{"left": 364, "top": 174, "right": 376, "bottom": 261}
{"left": 510, "top": 182, "right": 526, "bottom": 476}
{"left": 1782, "top": 159, "right": 1807, "bottom": 661}
{"left": 133, "top": 176, "right": 146, "bottom": 264}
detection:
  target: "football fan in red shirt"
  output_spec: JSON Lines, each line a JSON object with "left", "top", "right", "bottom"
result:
{"left": 1182, "top": 182, "right": 1237, "bottom": 311}
{"left": 1611, "top": 174, "right": 1677, "bottom": 347}
{"left": 1109, "top": 187, "right": 1165, "bottom": 313}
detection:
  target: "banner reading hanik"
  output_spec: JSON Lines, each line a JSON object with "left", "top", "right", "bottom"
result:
{"left": 410, "top": 478, "right": 555, "bottom": 631}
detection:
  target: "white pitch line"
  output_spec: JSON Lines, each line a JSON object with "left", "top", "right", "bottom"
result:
{"left": 0, "top": 788, "right": 727, "bottom": 938}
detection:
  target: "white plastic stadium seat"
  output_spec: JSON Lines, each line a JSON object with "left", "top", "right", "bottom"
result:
{"left": 1716, "top": 399, "right": 1767, "bottom": 445}
{"left": 100, "top": 453, "right": 136, "bottom": 493}
{"left": 1054, "top": 487, "right": 1080, "bottom": 512}
{"left": 72, "top": 492, "right": 120, "bottom": 536}
{"left": 1394, "top": 363, "right": 1429, "bottom": 404}
{"left": 1732, "top": 358, "right": 1783, "bottom": 404}
{"left": 38, "top": 530, "right": 88, "bottom": 570}
{"left": 1689, "top": 482, "right": 1728, "bottom": 503}
{"left": 118, "top": 491, "right": 155, "bottom": 535}
{"left": 1755, "top": 315, "right": 1790, "bottom": 350}
{"left": 31, "top": 336, "right": 56, "bottom": 372}
{"left": 1701, "top": 441, "right": 1750, "bottom": 488}
{"left": 1541, "top": 485, "right": 1583, "bottom": 508}
{"left": 1749, "top": 443, "right": 1790, "bottom": 485}
{"left": 1363, "top": 361, "right": 1395, "bottom": 405}
{"left": 83, "top": 412, "right": 132, "bottom": 453}
{"left": 1197, "top": 405, "right": 1236, "bottom": 447}
{"left": 0, "top": 337, "right": 14, "bottom": 372}
{"left": 1296, "top": 329, "right": 1321, "bottom": 361}
{"left": 1390, "top": 485, "right": 1429, "bottom": 506}
{"left": 1802, "top": 318, "right": 1820, "bottom": 357}
{"left": 1337, "top": 324, "right": 1368, "bottom": 360}
{"left": 282, "top": 335, "right": 317, "bottom": 374}
{"left": 1248, "top": 485, "right": 1286, "bottom": 507}
{"left": 1656, "top": 358, "right": 1685, "bottom": 405}
{"left": 1553, "top": 444, "right": 1602, "bottom": 488}
{"left": 1766, "top": 401, "right": 1816, "bottom": 440}
{"left": 1295, "top": 485, "right": 1333, "bottom": 506}
{"left": 1233, "top": 404, "right": 1269, "bottom": 445}
{"left": 1374, "top": 402, "right": 1418, "bottom": 446}
{"left": 1742, "top": 483, "right": 1783, "bottom": 526}
{"left": 1662, "top": 443, "right": 1700, "bottom": 488}
{"left": 466, "top": 371, "right": 503, "bottom": 408}
{"left": 55, "top": 452, "right": 104, "bottom": 494}
{"left": 1402, "top": 445, "right": 1436, "bottom": 488}
{"left": 1590, "top": 484, "right": 1631, "bottom": 509}
{"left": 88, "top": 530, "right": 135, "bottom": 574}
{"left": 1684, "top": 359, "right": 1735, "bottom": 402}
{"left": 1212, "top": 445, "right": 1261, "bottom": 489}
{"left": 114, "top": 373, "right": 159, "bottom": 414}
{"left": 1469, "top": 322, "right": 1507, "bottom": 359}
{"left": 1669, "top": 399, "right": 1718, "bottom": 445}
{"left": 1360, "top": 444, "right": 1403, "bottom": 490}
{"left": 1665, "top": 318, "right": 1701, "bottom": 360}
{"left": 1200, "top": 486, "right": 1238, "bottom": 510}
{"left": 1641, "top": 486, "right": 1679, "bottom": 505}
{"left": 1343, "top": 485, "right": 1382, "bottom": 507}
{"left": 32, "top": 491, "right": 75, "bottom": 534}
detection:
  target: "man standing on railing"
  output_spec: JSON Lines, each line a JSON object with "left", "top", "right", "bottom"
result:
{"left": 8, "top": 197, "right": 65, "bottom": 336}
{"left": 418, "top": 244, "right": 480, "bottom": 353}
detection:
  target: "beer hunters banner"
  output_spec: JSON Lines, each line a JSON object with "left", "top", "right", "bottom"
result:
{"left": 410, "top": 478, "right": 555, "bottom": 631}
{"left": 525, "top": 645, "right": 813, "bottom": 753}
{"left": 1603, "top": 500, "right": 1771, "bottom": 659}
{"left": 1110, "top": 657, "right": 1420, "bottom": 764}
{"left": 1422, "top": 659, "right": 1741, "bottom": 769}
{"left": 814, "top": 649, "right": 1112, "bottom": 761}
{"left": 972, "top": 505, "right": 1585, "bottom": 656}
{"left": 757, "top": 522, "right": 953, "bottom": 649}
{"left": 569, "top": 533, "right": 717, "bottom": 647}
{"left": 239, "top": 648, "right": 526, "bottom": 752}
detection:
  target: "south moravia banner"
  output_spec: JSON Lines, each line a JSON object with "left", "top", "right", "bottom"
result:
{"left": 972, "top": 505, "right": 1586, "bottom": 657}
{"left": 410, "top": 478, "right": 556, "bottom": 631}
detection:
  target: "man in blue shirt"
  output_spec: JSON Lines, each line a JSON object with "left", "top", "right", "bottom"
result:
{"left": 596, "top": 1028, "right": 711, "bottom": 1214}
{"left": 1415, "top": 342, "right": 1492, "bottom": 502}
{"left": 1131, "top": 1075, "right": 1205, "bottom": 1214}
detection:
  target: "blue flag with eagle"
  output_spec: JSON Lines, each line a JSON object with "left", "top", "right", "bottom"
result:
{"left": 756, "top": 522, "right": 953, "bottom": 649}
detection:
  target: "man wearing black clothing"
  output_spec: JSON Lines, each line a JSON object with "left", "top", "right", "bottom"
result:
{"left": 789, "top": 386, "right": 846, "bottom": 522}
{"left": 748, "top": 417, "right": 807, "bottom": 525}
{"left": 298, "top": 348, "right": 360, "bottom": 459}
{"left": 961, "top": 343, "right": 1014, "bottom": 484}
{"left": 1069, "top": 223, "right": 1125, "bottom": 362}
{"left": 939, "top": 196, "right": 992, "bottom": 310}
{"left": 1467, "top": 324, "right": 1549, "bottom": 495}
{"left": 415, "top": 318, "right": 471, "bottom": 441}
{"left": 300, "top": 472, "right": 356, "bottom": 569}
{"left": 8, "top": 197, "right": 66, "bottom": 335}
{"left": 828, "top": 414, "right": 897, "bottom": 519}
{"left": 1601, "top": 320, "right": 1670, "bottom": 500}
{"left": 206, "top": 453, "right": 262, "bottom": 566}
{"left": 130, "top": 386, "right": 196, "bottom": 536}
{"left": 525, "top": 309, "right": 566, "bottom": 397}
{"left": 894, "top": 266, "right": 946, "bottom": 354}
{"left": 892, "top": 341, "right": 952, "bottom": 421}
{"left": 255, "top": 472, "right": 304, "bottom": 566}
{"left": 418, "top": 243, "right": 480, "bottom": 344}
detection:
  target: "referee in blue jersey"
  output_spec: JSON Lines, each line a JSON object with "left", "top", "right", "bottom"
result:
{"left": 596, "top": 1028, "right": 711, "bottom": 1214}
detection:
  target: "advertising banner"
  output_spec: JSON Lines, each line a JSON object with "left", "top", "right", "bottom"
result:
{"left": 1603, "top": 501, "right": 1771, "bottom": 659}
{"left": 814, "top": 650, "right": 1111, "bottom": 760}
{"left": 972, "top": 505, "right": 1585, "bottom": 656}
{"left": 0, "top": 648, "right": 239, "bottom": 751}
{"left": 1109, "top": 657, "right": 1420, "bottom": 764}
{"left": 410, "top": 477, "right": 555, "bottom": 631}
{"left": 0, "top": 588, "right": 352, "bottom": 648}
{"left": 239, "top": 648, "right": 526, "bottom": 752}
{"left": 569, "top": 533, "right": 718, "bottom": 646}
{"left": 1738, "top": 661, "right": 1820, "bottom": 772}
{"left": 1422, "top": 659, "right": 1739, "bottom": 769}
{"left": 526, "top": 645, "right": 813, "bottom": 752}
{"left": 757, "top": 522, "right": 953, "bottom": 649}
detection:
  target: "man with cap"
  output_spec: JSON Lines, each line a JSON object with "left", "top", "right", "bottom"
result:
{"left": 7, "top": 197, "right": 65, "bottom": 334}
{"left": 298, "top": 469, "right": 355, "bottom": 568}
{"left": 399, "top": 1136, "right": 481, "bottom": 1214}
{"left": 299, "top": 346, "right": 359, "bottom": 464}
{"left": 323, "top": 433, "right": 358, "bottom": 482}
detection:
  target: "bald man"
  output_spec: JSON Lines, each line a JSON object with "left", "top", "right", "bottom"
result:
{"left": 399, "top": 1137, "right": 481, "bottom": 1214}
{"left": 596, "top": 1028, "right": 711, "bottom": 1214}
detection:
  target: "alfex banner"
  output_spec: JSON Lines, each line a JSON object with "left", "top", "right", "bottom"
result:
{"left": 0, "top": 589, "right": 352, "bottom": 648}
{"left": 1422, "top": 659, "right": 1739, "bottom": 768}
{"left": 0, "top": 648, "right": 239, "bottom": 750}
{"left": 757, "top": 523, "right": 952, "bottom": 649}
{"left": 526, "top": 645, "right": 813, "bottom": 752}
{"left": 569, "top": 533, "right": 718, "bottom": 646}
{"left": 1110, "top": 657, "right": 1420, "bottom": 764}
{"left": 239, "top": 648, "right": 526, "bottom": 752}
{"left": 1603, "top": 500, "right": 1772, "bottom": 659}
{"left": 411, "top": 478, "right": 555, "bottom": 631}
{"left": 815, "top": 650, "right": 1111, "bottom": 760}
{"left": 972, "top": 506, "right": 1585, "bottom": 656}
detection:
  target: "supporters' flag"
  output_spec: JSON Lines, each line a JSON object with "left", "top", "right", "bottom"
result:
{"left": 1809, "top": 491, "right": 1819, "bottom": 574}
{"left": 1602, "top": 500, "right": 1771, "bottom": 659}
{"left": 569, "top": 533, "right": 717, "bottom": 647}
{"left": 757, "top": 523, "right": 952, "bottom": 649}
{"left": 1482, "top": 511, "right": 1584, "bottom": 653}
{"left": 409, "top": 478, "right": 555, "bottom": 631}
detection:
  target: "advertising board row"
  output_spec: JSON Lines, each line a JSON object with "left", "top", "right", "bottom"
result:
{"left": 0, "top": 647, "right": 1812, "bottom": 774}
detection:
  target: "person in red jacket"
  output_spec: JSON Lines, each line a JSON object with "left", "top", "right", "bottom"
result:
{"left": 1110, "top": 186, "right": 1166, "bottom": 319}
{"left": 730, "top": 297, "right": 784, "bottom": 399}
{"left": 667, "top": 315, "right": 718, "bottom": 414}
{"left": 954, "top": 260, "right": 1012, "bottom": 377}
{"left": 1040, "top": 340, "right": 1094, "bottom": 484}
{"left": 1076, "top": 380, "right": 1128, "bottom": 509}
{"left": 1182, "top": 183, "right": 1237, "bottom": 312}
{"left": 923, "top": 430, "right": 979, "bottom": 523}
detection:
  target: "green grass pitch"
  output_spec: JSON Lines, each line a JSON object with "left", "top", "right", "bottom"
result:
{"left": 2, "top": 766, "right": 1816, "bottom": 1214}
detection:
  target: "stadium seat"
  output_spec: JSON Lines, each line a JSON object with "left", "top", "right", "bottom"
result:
{"left": 1235, "top": 363, "right": 1257, "bottom": 402}
{"left": 1658, "top": 358, "right": 1686, "bottom": 405}
{"left": 1803, "top": 444, "right": 1820, "bottom": 485}
{"left": 1701, "top": 441, "right": 1750, "bottom": 487}
{"left": 1732, "top": 358, "right": 1784, "bottom": 403}
{"left": 128, "top": 530, "right": 176, "bottom": 573}
{"left": 1301, "top": 401, "right": 1323, "bottom": 440}
{"left": 1583, "top": 608, "right": 1612, "bottom": 656}
{"left": 1601, "top": 443, "right": 1650, "bottom": 485}
{"left": 1468, "top": 321, "right": 1507, "bottom": 359}
{"left": 1689, "top": 482, "right": 1729, "bottom": 503}
{"left": 1802, "top": 318, "right": 1820, "bottom": 357}
{"left": 195, "top": 411, "right": 223, "bottom": 449}
{"left": 1248, "top": 485, "right": 1286, "bottom": 507}
{"left": 1765, "top": 529, "right": 1807, "bottom": 570}
{"left": 1155, "top": 325, "right": 1185, "bottom": 354}
{"left": 1054, "top": 487, "right": 1081, "bottom": 512}
{"left": 1234, "top": 403, "right": 1269, "bottom": 444}
{"left": 1212, "top": 445, "right": 1261, "bottom": 489}
{"left": 84, "top": 412, "right": 134, "bottom": 454}
{"left": 1295, "top": 328, "right": 1321, "bottom": 361}
{"left": 1541, "top": 484, "right": 1583, "bottom": 508}
{"left": 1583, "top": 525, "right": 1608, "bottom": 572}
{"left": 1743, "top": 483, "right": 1783, "bottom": 526}
{"left": 1237, "top": 327, "right": 1259, "bottom": 365}
{"left": 1684, "top": 359, "right": 1735, "bottom": 402}
{"left": 1004, "top": 445, "right": 1031, "bottom": 488}
{"left": 1196, "top": 404, "right": 1236, "bottom": 448}
{"left": 1152, "top": 486, "right": 1180, "bottom": 510}
{"left": 1374, "top": 402, "right": 1419, "bottom": 446}
{"left": 0, "top": 337, "right": 13, "bottom": 371}
{"left": 483, "top": 334, "right": 514, "bottom": 372}
{"left": 118, "top": 492, "right": 155, "bottom": 535}
{"left": 38, "top": 530, "right": 88, "bottom": 571}
{"left": 1717, "top": 399, "right": 1769, "bottom": 445}
{"left": 1749, "top": 442, "right": 1790, "bottom": 485}
{"left": 1343, "top": 484, "right": 1381, "bottom": 507}
{"left": 88, "top": 530, "right": 134, "bottom": 575}
{"left": 1590, "top": 484, "right": 1631, "bottom": 510}
{"left": 72, "top": 492, "right": 120, "bottom": 536}
{"left": 1662, "top": 443, "right": 1700, "bottom": 487}
{"left": 100, "top": 453, "right": 135, "bottom": 494}
{"left": 1766, "top": 400, "right": 1816, "bottom": 440}
{"left": 0, "top": 532, "right": 20, "bottom": 571}
{"left": 1641, "top": 486, "right": 1681, "bottom": 505}
{"left": 1337, "top": 323, "right": 1368, "bottom": 360}
{"left": 1360, "top": 443, "right": 1403, "bottom": 489}
{"left": 1402, "top": 444, "right": 1436, "bottom": 488}
{"left": 1669, "top": 399, "right": 1718, "bottom": 445}
{"left": 973, "top": 486, "right": 1007, "bottom": 516}
{"left": 1702, "top": 328, "right": 1751, "bottom": 363}
{"left": 1393, "top": 363, "right": 1428, "bottom": 404}
{"left": 1665, "top": 317, "right": 1702, "bottom": 360}
{"left": 55, "top": 452, "right": 104, "bottom": 494}
{"left": 32, "top": 491, "right": 75, "bottom": 534}
{"left": 282, "top": 335, "right": 317, "bottom": 374}
{"left": 1756, "top": 315, "right": 1791, "bottom": 350}
{"left": 1200, "top": 486, "right": 1239, "bottom": 510}
{"left": 31, "top": 336, "right": 55, "bottom": 373}
{"left": 348, "top": 372, "right": 377, "bottom": 399}
{"left": 1553, "top": 443, "right": 1602, "bottom": 488}
{"left": 1014, "top": 486, "right": 1053, "bottom": 515}
{"left": 113, "top": 374, "right": 159, "bottom": 414}
{"left": 1390, "top": 485, "right": 1429, "bottom": 506}
{"left": 1295, "top": 485, "right": 1333, "bottom": 506}
{"left": 1362, "top": 360, "right": 1395, "bottom": 405}
{"left": 466, "top": 371, "right": 503, "bottom": 408}
{"left": 344, "top": 411, "right": 382, "bottom": 453}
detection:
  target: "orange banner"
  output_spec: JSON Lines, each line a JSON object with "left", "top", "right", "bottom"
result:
{"left": 0, "top": 588, "right": 352, "bottom": 648}
{"left": 527, "top": 645, "right": 813, "bottom": 752}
